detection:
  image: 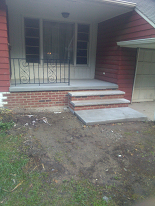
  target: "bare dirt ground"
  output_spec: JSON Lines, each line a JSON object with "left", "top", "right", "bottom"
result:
{"left": 4, "top": 110, "right": 155, "bottom": 205}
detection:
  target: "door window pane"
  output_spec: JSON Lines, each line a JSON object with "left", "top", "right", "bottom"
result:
{"left": 43, "top": 21, "right": 74, "bottom": 63}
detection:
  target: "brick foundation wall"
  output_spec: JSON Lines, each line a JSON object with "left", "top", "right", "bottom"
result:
{"left": 3, "top": 91, "right": 69, "bottom": 109}
{"left": 3, "top": 89, "right": 109, "bottom": 109}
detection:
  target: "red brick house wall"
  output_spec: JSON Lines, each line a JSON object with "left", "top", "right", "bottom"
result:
{"left": 0, "top": 0, "right": 10, "bottom": 92}
{"left": 95, "top": 11, "right": 155, "bottom": 100}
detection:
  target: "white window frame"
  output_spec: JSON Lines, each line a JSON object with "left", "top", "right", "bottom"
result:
{"left": 76, "top": 23, "right": 90, "bottom": 66}
{"left": 22, "top": 16, "right": 91, "bottom": 67}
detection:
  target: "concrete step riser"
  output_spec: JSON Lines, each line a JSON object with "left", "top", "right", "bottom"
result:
{"left": 69, "top": 94, "right": 124, "bottom": 102}
{"left": 69, "top": 103, "right": 129, "bottom": 111}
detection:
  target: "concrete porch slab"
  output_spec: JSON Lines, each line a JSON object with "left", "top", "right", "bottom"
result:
{"left": 10, "top": 79, "right": 118, "bottom": 92}
{"left": 75, "top": 107, "right": 147, "bottom": 125}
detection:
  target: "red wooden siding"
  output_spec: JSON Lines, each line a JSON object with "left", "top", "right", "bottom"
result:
{"left": 95, "top": 10, "right": 155, "bottom": 100}
{"left": 0, "top": 0, "right": 10, "bottom": 92}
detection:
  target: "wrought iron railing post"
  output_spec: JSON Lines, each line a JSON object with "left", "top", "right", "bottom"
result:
{"left": 13, "top": 58, "right": 16, "bottom": 86}
{"left": 38, "top": 60, "right": 39, "bottom": 85}
{"left": 33, "top": 60, "right": 35, "bottom": 84}
{"left": 47, "top": 59, "right": 48, "bottom": 83}
{"left": 64, "top": 61, "right": 65, "bottom": 83}
{"left": 43, "top": 60, "right": 44, "bottom": 84}
{"left": 60, "top": 61, "right": 61, "bottom": 83}
{"left": 18, "top": 59, "right": 21, "bottom": 84}
{"left": 68, "top": 58, "right": 70, "bottom": 86}
{"left": 28, "top": 62, "right": 30, "bottom": 83}
{"left": 56, "top": 59, "right": 57, "bottom": 83}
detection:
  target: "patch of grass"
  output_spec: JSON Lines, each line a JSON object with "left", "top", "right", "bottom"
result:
{"left": 54, "top": 151, "right": 63, "bottom": 162}
{"left": 0, "top": 121, "right": 14, "bottom": 131}
{"left": 135, "top": 143, "right": 144, "bottom": 150}
{"left": 114, "top": 175, "right": 121, "bottom": 180}
{"left": 143, "top": 130, "right": 152, "bottom": 134}
{"left": 150, "top": 151, "right": 155, "bottom": 156}
{"left": 124, "top": 132, "right": 132, "bottom": 136}
{"left": 46, "top": 179, "right": 111, "bottom": 206}
{"left": 0, "top": 131, "right": 28, "bottom": 202}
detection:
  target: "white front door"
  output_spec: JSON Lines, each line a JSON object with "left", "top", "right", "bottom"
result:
{"left": 132, "top": 49, "right": 155, "bottom": 102}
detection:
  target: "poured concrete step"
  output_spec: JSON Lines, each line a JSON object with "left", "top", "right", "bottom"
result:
{"left": 75, "top": 107, "right": 147, "bottom": 125}
{"left": 68, "top": 90, "right": 125, "bottom": 97}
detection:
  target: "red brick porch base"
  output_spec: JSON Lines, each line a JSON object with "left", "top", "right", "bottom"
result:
{"left": 3, "top": 89, "right": 108, "bottom": 109}
{"left": 3, "top": 91, "right": 69, "bottom": 109}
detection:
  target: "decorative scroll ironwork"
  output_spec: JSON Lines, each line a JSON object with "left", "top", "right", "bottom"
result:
{"left": 19, "top": 59, "right": 30, "bottom": 83}
{"left": 47, "top": 63, "right": 56, "bottom": 83}
{"left": 10, "top": 58, "right": 70, "bottom": 86}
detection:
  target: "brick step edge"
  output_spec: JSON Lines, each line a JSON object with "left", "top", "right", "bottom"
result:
{"left": 69, "top": 103, "right": 129, "bottom": 111}
{"left": 69, "top": 94, "right": 125, "bottom": 102}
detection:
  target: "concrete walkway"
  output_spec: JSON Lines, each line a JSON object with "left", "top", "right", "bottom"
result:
{"left": 129, "top": 101, "right": 155, "bottom": 121}
{"left": 75, "top": 107, "right": 147, "bottom": 125}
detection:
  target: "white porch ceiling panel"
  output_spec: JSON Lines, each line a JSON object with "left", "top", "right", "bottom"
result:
{"left": 6, "top": 0, "right": 135, "bottom": 23}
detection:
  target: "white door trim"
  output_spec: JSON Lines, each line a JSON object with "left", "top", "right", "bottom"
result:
{"left": 131, "top": 47, "right": 140, "bottom": 103}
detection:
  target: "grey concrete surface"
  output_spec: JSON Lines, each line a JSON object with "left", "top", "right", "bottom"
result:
{"left": 68, "top": 90, "right": 125, "bottom": 96}
{"left": 75, "top": 107, "right": 147, "bottom": 125}
{"left": 10, "top": 79, "right": 118, "bottom": 92}
{"left": 71, "top": 98, "right": 130, "bottom": 106}
{"left": 129, "top": 101, "right": 155, "bottom": 121}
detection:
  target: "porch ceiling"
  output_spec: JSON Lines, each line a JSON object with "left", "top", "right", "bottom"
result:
{"left": 6, "top": 0, "right": 136, "bottom": 23}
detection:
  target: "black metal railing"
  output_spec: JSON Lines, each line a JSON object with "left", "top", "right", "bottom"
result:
{"left": 10, "top": 58, "right": 70, "bottom": 86}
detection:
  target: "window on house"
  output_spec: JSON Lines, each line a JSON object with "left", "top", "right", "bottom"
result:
{"left": 77, "top": 24, "right": 89, "bottom": 65}
{"left": 24, "top": 18, "right": 40, "bottom": 63}
{"left": 43, "top": 21, "right": 74, "bottom": 63}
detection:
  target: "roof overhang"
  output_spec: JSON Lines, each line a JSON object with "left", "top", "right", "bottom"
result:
{"left": 117, "top": 38, "right": 155, "bottom": 49}
{"left": 77, "top": 0, "right": 136, "bottom": 8}
{"left": 6, "top": 0, "right": 136, "bottom": 23}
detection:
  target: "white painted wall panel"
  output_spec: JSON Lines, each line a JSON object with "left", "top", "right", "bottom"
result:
{"left": 7, "top": 1, "right": 98, "bottom": 80}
